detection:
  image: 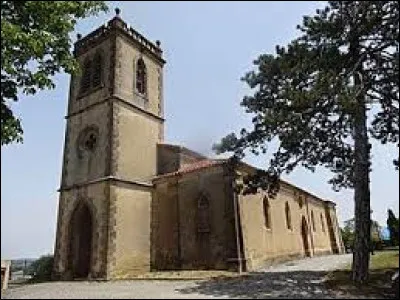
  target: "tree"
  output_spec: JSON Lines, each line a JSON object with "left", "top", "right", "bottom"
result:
{"left": 341, "top": 226, "right": 355, "bottom": 252}
{"left": 1, "top": 1, "right": 108, "bottom": 146}
{"left": 370, "top": 220, "right": 384, "bottom": 251}
{"left": 214, "top": 1, "right": 399, "bottom": 283}
{"left": 387, "top": 209, "right": 399, "bottom": 246}
{"left": 27, "top": 255, "right": 53, "bottom": 282}
{"left": 341, "top": 218, "right": 383, "bottom": 252}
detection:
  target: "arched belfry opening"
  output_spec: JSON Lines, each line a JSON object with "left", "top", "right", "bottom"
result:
{"left": 301, "top": 216, "right": 311, "bottom": 257}
{"left": 68, "top": 201, "right": 93, "bottom": 278}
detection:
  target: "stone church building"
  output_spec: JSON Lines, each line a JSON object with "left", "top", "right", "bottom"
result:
{"left": 53, "top": 10, "right": 344, "bottom": 280}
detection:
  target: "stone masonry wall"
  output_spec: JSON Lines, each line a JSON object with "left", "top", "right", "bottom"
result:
{"left": 53, "top": 182, "right": 109, "bottom": 279}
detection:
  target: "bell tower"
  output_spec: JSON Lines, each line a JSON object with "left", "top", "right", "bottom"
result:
{"left": 53, "top": 8, "right": 166, "bottom": 280}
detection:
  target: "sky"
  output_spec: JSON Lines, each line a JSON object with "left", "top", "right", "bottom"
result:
{"left": 1, "top": 1, "right": 399, "bottom": 259}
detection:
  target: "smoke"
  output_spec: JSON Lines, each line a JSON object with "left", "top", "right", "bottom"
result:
{"left": 183, "top": 132, "right": 229, "bottom": 159}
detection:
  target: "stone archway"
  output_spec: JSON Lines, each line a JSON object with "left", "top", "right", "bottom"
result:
{"left": 68, "top": 201, "right": 93, "bottom": 278}
{"left": 301, "top": 216, "right": 311, "bottom": 257}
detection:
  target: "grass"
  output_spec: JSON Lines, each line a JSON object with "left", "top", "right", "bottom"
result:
{"left": 370, "top": 250, "right": 399, "bottom": 270}
{"left": 325, "top": 250, "right": 399, "bottom": 298}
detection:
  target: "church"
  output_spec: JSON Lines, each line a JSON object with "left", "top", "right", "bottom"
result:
{"left": 52, "top": 10, "right": 344, "bottom": 280}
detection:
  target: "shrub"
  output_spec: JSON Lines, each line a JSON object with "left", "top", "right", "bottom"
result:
{"left": 29, "top": 255, "right": 54, "bottom": 281}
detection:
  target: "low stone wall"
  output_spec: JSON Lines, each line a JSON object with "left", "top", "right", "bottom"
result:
{"left": 1, "top": 260, "right": 11, "bottom": 290}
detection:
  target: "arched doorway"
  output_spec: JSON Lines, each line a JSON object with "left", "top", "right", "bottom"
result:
{"left": 301, "top": 216, "right": 311, "bottom": 257}
{"left": 68, "top": 202, "right": 93, "bottom": 278}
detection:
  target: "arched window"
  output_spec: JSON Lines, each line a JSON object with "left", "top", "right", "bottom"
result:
{"left": 92, "top": 52, "right": 103, "bottom": 88}
{"left": 298, "top": 195, "right": 304, "bottom": 208}
{"left": 311, "top": 211, "right": 316, "bottom": 232}
{"left": 80, "top": 58, "right": 92, "bottom": 94}
{"left": 197, "top": 195, "right": 210, "bottom": 233}
{"left": 320, "top": 213, "right": 325, "bottom": 232}
{"left": 263, "top": 197, "right": 271, "bottom": 229}
{"left": 136, "top": 57, "right": 147, "bottom": 95}
{"left": 285, "top": 202, "right": 292, "bottom": 230}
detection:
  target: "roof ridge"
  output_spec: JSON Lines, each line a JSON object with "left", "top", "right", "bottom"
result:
{"left": 154, "top": 159, "right": 226, "bottom": 180}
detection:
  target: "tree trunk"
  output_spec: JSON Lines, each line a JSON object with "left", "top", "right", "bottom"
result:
{"left": 351, "top": 66, "right": 371, "bottom": 283}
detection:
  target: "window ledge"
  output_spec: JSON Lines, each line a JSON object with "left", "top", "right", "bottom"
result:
{"left": 134, "top": 90, "right": 149, "bottom": 101}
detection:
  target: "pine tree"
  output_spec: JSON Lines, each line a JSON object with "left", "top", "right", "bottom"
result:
{"left": 214, "top": 1, "right": 399, "bottom": 283}
{"left": 387, "top": 209, "right": 399, "bottom": 246}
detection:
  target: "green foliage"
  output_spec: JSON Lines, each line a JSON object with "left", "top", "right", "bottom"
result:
{"left": 1, "top": 1, "right": 108, "bottom": 146}
{"left": 341, "top": 218, "right": 383, "bottom": 251}
{"left": 387, "top": 209, "right": 399, "bottom": 246}
{"left": 371, "top": 220, "right": 384, "bottom": 250}
{"left": 214, "top": 1, "right": 399, "bottom": 193}
{"left": 27, "top": 255, "right": 54, "bottom": 281}
{"left": 341, "top": 226, "right": 355, "bottom": 251}
{"left": 214, "top": 0, "right": 398, "bottom": 283}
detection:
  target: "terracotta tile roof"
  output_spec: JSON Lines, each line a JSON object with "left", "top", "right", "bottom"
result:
{"left": 154, "top": 159, "right": 227, "bottom": 180}
{"left": 152, "top": 157, "right": 336, "bottom": 206}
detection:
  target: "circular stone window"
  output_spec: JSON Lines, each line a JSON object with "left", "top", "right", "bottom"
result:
{"left": 83, "top": 131, "right": 97, "bottom": 151}
{"left": 77, "top": 126, "right": 99, "bottom": 157}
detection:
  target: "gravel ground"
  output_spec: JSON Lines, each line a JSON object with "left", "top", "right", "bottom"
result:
{"left": 258, "top": 253, "right": 353, "bottom": 272}
{"left": 3, "top": 254, "right": 379, "bottom": 299}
